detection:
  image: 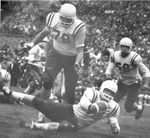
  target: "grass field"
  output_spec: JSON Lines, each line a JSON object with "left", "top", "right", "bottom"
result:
{"left": 0, "top": 87, "right": 150, "bottom": 138}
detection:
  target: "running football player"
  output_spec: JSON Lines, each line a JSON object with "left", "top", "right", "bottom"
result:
{"left": 105, "top": 37, "right": 150, "bottom": 120}
{"left": 0, "top": 80, "right": 120, "bottom": 135}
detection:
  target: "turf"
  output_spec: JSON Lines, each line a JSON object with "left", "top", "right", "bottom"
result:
{"left": 0, "top": 87, "right": 149, "bottom": 138}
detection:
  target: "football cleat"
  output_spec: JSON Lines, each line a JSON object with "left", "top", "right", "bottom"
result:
{"left": 135, "top": 104, "right": 144, "bottom": 120}
{"left": 1, "top": 85, "right": 12, "bottom": 96}
{"left": 19, "top": 120, "right": 36, "bottom": 129}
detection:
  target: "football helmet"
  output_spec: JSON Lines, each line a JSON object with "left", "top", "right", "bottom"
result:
{"left": 100, "top": 80, "right": 118, "bottom": 101}
{"left": 59, "top": 3, "right": 76, "bottom": 27}
{"left": 119, "top": 37, "right": 133, "bottom": 57}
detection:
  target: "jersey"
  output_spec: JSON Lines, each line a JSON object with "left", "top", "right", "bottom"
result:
{"left": 105, "top": 50, "right": 150, "bottom": 85}
{"left": 73, "top": 87, "right": 120, "bottom": 129}
{"left": 46, "top": 12, "right": 86, "bottom": 56}
{"left": 0, "top": 69, "right": 11, "bottom": 87}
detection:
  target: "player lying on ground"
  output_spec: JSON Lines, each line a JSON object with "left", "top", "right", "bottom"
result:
{"left": 0, "top": 80, "right": 120, "bottom": 135}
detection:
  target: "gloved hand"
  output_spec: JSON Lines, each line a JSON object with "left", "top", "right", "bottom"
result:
{"left": 111, "top": 124, "right": 120, "bottom": 135}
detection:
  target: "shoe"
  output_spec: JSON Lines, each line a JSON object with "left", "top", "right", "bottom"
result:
{"left": 135, "top": 104, "right": 144, "bottom": 120}
{"left": 19, "top": 120, "right": 35, "bottom": 129}
{"left": 1, "top": 85, "right": 12, "bottom": 96}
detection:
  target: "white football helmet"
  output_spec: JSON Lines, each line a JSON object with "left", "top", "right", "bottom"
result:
{"left": 100, "top": 80, "right": 118, "bottom": 101}
{"left": 59, "top": 3, "right": 76, "bottom": 27}
{"left": 119, "top": 37, "right": 133, "bottom": 56}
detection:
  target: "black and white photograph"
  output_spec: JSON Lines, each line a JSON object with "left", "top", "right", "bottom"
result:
{"left": 1, "top": 0, "right": 150, "bottom": 138}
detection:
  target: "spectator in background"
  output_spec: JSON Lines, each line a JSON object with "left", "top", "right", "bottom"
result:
{"left": 8, "top": 58, "right": 20, "bottom": 86}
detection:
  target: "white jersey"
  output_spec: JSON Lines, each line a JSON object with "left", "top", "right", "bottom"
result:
{"left": 46, "top": 12, "right": 86, "bottom": 56}
{"left": 27, "top": 44, "right": 44, "bottom": 68}
{"left": 105, "top": 50, "right": 150, "bottom": 85}
{"left": 0, "top": 69, "right": 11, "bottom": 87}
{"left": 73, "top": 87, "right": 120, "bottom": 129}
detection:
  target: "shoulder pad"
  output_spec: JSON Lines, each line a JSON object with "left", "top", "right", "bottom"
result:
{"left": 46, "top": 12, "right": 59, "bottom": 28}
{"left": 72, "top": 19, "right": 85, "bottom": 36}
{"left": 131, "top": 51, "right": 142, "bottom": 64}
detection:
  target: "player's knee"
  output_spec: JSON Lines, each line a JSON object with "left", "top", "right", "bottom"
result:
{"left": 58, "top": 120, "right": 75, "bottom": 132}
{"left": 43, "top": 75, "right": 53, "bottom": 90}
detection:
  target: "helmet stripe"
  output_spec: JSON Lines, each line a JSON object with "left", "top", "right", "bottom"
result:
{"left": 73, "top": 22, "right": 85, "bottom": 36}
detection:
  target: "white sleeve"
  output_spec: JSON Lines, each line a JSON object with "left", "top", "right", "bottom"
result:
{"left": 79, "top": 87, "right": 97, "bottom": 111}
{"left": 108, "top": 104, "right": 120, "bottom": 135}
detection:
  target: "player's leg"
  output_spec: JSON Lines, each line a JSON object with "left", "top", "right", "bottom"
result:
{"left": 20, "top": 120, "right": 75, "bottom": 132}
{"left": 35, "top": 49, "right": 62, "bottom": 122}
{"left": 63, "top": 57, "right": 78, "bottom": 105}
{"left": 124, "top": 82, "right": 144, "bottom": 119}
{"left": 113, "top": 81, "right": 127, "bottom": 103}
{"left": 0, "top": 83, "right": 78, "bottom": 131}
{"left": 1, "top": 85, "right": 35, "bottom": 106}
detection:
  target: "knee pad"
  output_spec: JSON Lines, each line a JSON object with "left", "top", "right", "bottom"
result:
{"left": 58, "top": 120, "right": 75, "bottom": 132}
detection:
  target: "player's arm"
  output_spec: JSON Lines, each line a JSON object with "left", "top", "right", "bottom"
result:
{"left": 108, "top": 104, "right": 120, "bottom": 135}
{"left": 134, "top": 54, "right": 150, "bottom": 87}
{"left": 88, "top": 101, "right": 108, "bottom": 114}
{"left": 79, "top": 88, "right": 95, "bottom": 111}
{"left": 29, "top": 13, "right": 53, "bottom": 47}
{"left": 79, "top": 88, "right": 107, "bottom": 114}
{"left": 32, "top": 27, "right": 49, "bottom": 47}
{"left": 74, "top": 23, "right": 86, "bottom": 65}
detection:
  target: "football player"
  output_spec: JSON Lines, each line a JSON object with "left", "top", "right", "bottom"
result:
{"left": 26, "top": 3, "right": 86, "bottom": 122}
{"left": 23, "top": 42, "right": 45, "bottom": 94}
{"left": 105, "top": 37, "right": 150, "bottom": 120}
{"left": 0, "top": 80, "right": 120, "bottom": 135}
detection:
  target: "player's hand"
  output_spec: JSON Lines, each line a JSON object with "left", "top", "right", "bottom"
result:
{"left": 74, "top": 63, "right": 82, "bottom": 75}
{"left": 24, "top": 42, "right": 34, "bottom": 51}
{"left": 111, "top": 124, "right": 120, "bottom": 135}
{"left": 25, "top": 42, "right": 34, "bottom": 48}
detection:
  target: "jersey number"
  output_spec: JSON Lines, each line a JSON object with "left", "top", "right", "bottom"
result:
{"left": 116, "top": 62, "right": 130, "bottom": 72}
{"left": 53, "top": 29, "right": 70, "bottom": 43}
